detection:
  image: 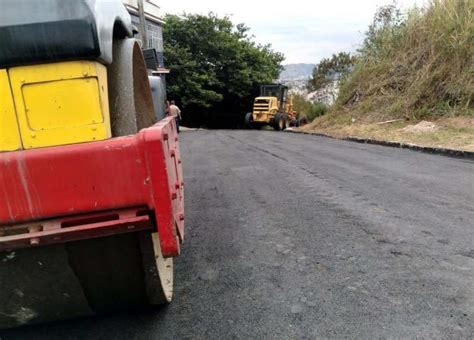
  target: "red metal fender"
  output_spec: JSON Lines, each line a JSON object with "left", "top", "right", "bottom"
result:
{"left": 0, "top": 117, "right": 184, "bottom": 257}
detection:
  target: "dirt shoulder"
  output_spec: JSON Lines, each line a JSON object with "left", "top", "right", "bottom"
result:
{"left": 299, "top": 116, "right": 474, "bottom": 152}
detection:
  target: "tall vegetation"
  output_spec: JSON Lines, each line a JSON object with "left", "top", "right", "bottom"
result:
{"left": 293, "top": 94, "right": 328, "bottom": 121}
{"left": 308, "top": 52, "right": 356, "bottom": 91}
{"left": 163, "top": 13, "right": 284, "bottom": 127}
{"left": 334, "top": 0, "right": 473, "bottom": 121}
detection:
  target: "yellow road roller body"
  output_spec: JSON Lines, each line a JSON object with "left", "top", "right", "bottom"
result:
{"left": 1, "top": 61, "right": 110, "bottom": 151}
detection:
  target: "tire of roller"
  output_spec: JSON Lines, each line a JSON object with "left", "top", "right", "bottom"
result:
{"left": 66, "top": 38, "right": 173, "bottom": 312}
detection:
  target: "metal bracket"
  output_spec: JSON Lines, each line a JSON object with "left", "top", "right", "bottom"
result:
{"left": 0, "top": 207, "right": 152, "bottom": 252}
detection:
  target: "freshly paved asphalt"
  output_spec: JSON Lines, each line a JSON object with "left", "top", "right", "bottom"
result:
{"left": 3, "top": 130, "right": 473, "bottom": 339}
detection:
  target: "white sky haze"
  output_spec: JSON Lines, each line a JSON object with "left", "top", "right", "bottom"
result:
{"left": 159, "top": 0, "right": 422, "bottom": 64}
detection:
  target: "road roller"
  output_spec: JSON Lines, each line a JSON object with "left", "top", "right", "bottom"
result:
{"left": 0, "top": 0, "right": 184, "bottom": 328}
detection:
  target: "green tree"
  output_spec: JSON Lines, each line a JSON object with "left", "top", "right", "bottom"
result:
{"left": 360, "top": 3, "right": 404, "bottom": 62}
{"left": 308, "top": 52, "right": 356, "bottom": 92}
{"left": 163, "top": 13, "right": 284, "bottom": 127}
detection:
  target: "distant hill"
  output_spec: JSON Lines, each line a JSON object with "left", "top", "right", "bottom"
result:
{"left": 279, "top": 63, "right": 315, "bottom": 81}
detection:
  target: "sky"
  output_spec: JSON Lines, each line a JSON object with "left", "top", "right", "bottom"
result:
{"left": 159, "top": 0, "right": 423, "bottom": 64}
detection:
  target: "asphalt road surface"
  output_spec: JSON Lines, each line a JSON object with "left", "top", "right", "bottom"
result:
{"left": 3, "top": 130, "right": 473, "bottom": 339}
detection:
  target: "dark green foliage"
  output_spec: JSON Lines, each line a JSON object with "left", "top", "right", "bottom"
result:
{"left": 360, "top": 2, "right": 404, "bottom": 62}
{"left": 308, "top": 52, "right": 356, "bottom": 91}
{"left": 163, "top": 13, "right": 284, "bottom": 127}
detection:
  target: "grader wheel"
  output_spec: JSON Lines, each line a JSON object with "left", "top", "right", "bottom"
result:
{"left": 281, "top": 114, "right": 288, "bottom": 130}
{"left": 245, "top": 112, "right": 254, "bottom": 129}
{"left": 273, "top": 113, "right": 286, "bottom": 131}
{"left": 297, "top": 116, "right": 308, "bottom": 127}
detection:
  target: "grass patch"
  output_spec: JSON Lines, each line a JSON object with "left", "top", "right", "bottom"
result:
{"left": 292, "top": 94, "right": 328, "bottom": 121}
{"left": 301, "top": 117, "right": 474, "bottom": 151}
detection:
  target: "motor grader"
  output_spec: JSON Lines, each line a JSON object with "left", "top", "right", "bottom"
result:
{"left": 0, "top": 0, "right": 184, "bottom": 328}
{"left": 245, "top": 84, "right": 307, "bottom": 130}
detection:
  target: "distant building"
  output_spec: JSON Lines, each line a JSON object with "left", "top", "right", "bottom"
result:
{"left": 122, "top": 0, "right": 165, "bottom": 69}
{"left": 122, "top": 0, "right": 168, "bottom": 118}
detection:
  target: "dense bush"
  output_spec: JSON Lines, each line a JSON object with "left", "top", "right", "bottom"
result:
{"left": 334, "top": 0, "right": 473, "bottom": 121}
{"left": 293, "top": 94, "right": 328, "bottom": 122}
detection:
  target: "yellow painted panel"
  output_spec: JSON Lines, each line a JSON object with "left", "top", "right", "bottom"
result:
{"left": 23, "top": 78, "right": 104, "bottom": 130}
{"left": 0, "top": 70, "right": 22, "bottom": 151}
{"left": 9, "top": 61, "right": 111, "bottom": 149}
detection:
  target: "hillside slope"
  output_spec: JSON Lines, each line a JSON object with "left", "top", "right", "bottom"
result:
{"left": 303, "top": 0, "right": 473, "bottom": 151}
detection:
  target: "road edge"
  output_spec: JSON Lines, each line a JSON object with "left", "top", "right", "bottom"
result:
{"left": 285, "top": 129, "right": 474, "bottom": 160}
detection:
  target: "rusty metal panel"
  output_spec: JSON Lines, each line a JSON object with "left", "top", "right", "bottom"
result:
{"left": 0, "top": 208, "right": 152, "bottom": 252}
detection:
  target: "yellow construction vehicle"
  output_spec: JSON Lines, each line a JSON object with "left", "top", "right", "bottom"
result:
{"left": 245, "top": 84, "right": 307, "bottom": 130}
{"left": 0, "top": 0, "right": 184, "bottom": 329}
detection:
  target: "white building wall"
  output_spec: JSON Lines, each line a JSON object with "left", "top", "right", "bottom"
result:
{"left": 122, "top": 0, "right": 163, "bottom": 24}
